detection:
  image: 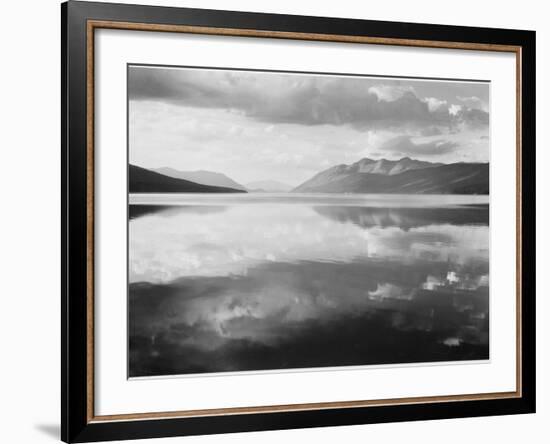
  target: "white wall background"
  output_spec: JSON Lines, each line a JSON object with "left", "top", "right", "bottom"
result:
{"left": 0, "top": 0, "right": 546, "bottom": 443}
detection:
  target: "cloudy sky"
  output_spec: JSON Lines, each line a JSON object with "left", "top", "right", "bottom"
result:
{"left": 128, "top": 65, "right": 490, "bottom": 186}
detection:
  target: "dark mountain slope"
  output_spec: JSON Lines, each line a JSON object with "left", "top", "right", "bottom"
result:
{"left": 153, "top": 167, "right": 247, "bottom": 191}
{"left": 293, "top": 162, "right": 488, "bottom": 194}
{"left": 129, "top": 164, "right": 247, "bottom": 193}
{"left": 294, "top": 157, "right": 442, "bottom": 192}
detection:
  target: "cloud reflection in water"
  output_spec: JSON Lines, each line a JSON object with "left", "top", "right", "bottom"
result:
{"left": 129, "top": 199, "right": 489, "bottom": 377}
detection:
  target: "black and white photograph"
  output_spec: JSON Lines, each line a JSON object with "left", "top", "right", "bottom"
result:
{"left": 127, "top": 65, "right": 490, "bottom": 378}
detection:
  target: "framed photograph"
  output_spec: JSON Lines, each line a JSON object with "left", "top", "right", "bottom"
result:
{"left": 62, "top": 1, "right": 536, "bottom": 442}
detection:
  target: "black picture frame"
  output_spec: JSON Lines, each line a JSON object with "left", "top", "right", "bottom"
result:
{"left": 61, "top": 1, "right": 536, "bottom": 442}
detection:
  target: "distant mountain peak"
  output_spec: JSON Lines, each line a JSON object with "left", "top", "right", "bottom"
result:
{"left": 293, "top": 157, "right": 488, "bottom": 195}
{"left": 357, "top": 157, "right": 376, "bottom": 164}
{"left": 338, "top": 156, "right": 443, "bottom": 176}
{"left": 245, "top": 180, "right": 294, "bottom": 193}
{"left": 153, "top": 167, "right": 246, "bottom": 191}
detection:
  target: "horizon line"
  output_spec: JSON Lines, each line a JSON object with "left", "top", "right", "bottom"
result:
{"left": 129, "top": 157, "right": 489, "bottom": 187}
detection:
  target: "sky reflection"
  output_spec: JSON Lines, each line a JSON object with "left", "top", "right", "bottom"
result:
{"left": 129, "top": 202, "right": 488, "bottom": 283}
{"left": 129, "top": 197, "right": 489, "bottom": 376}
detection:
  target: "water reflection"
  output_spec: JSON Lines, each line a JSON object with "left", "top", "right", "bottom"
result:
{"left": 129, "top": 196, "right": 489, "bottom": 377}
{"left": 129, "top": 204, "right": 227, "bottom": 220}
{"left": 313, "top": 205, "right": 489, "bottom": 230}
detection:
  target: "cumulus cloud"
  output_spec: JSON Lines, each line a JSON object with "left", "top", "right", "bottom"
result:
{"left": 423, "top": 97, "right": 448, "bottom": 112}
{"left": 368, "top": 85, "right": 415, "bottom": 102}
{"left": 128, "top": 67, "right": 488, "bottom": 132}
{"left": 449, "top": 104, "right": 462, "bottom": 116}
{"left": 457, "top": 95, "right": 488, "bottom": 112}
{"left": 456, "top": 107, "right": 489, "bottom": 128}
{"left": 380, "top": 135, "right": 459, "bottom": 156}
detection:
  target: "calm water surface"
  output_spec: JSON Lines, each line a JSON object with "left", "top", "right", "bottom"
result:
{"left": 129, "top": 193, "right": 489, "bottom": 377}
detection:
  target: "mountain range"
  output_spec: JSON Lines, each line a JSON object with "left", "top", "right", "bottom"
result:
{"left": 245, "top": 180, "right": 294, "bottom": 192}
{"left": 130, "top": 157, "right": 489, "bottom": 195}
{"left": 153, "top": 167, "right": 294, "bottom": 193}
{"left": 129, "top": 164, "right": 246, "bottom": 193}
{"left": 153, "top": 167, "right": 247, "bottom": 191}
{"left": 293, "top": 157, "right": 488, "bottom": 194}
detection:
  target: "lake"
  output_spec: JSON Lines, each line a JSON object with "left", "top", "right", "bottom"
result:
{"left": 128, "top": 193, "right": 489, "bottom": 377}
